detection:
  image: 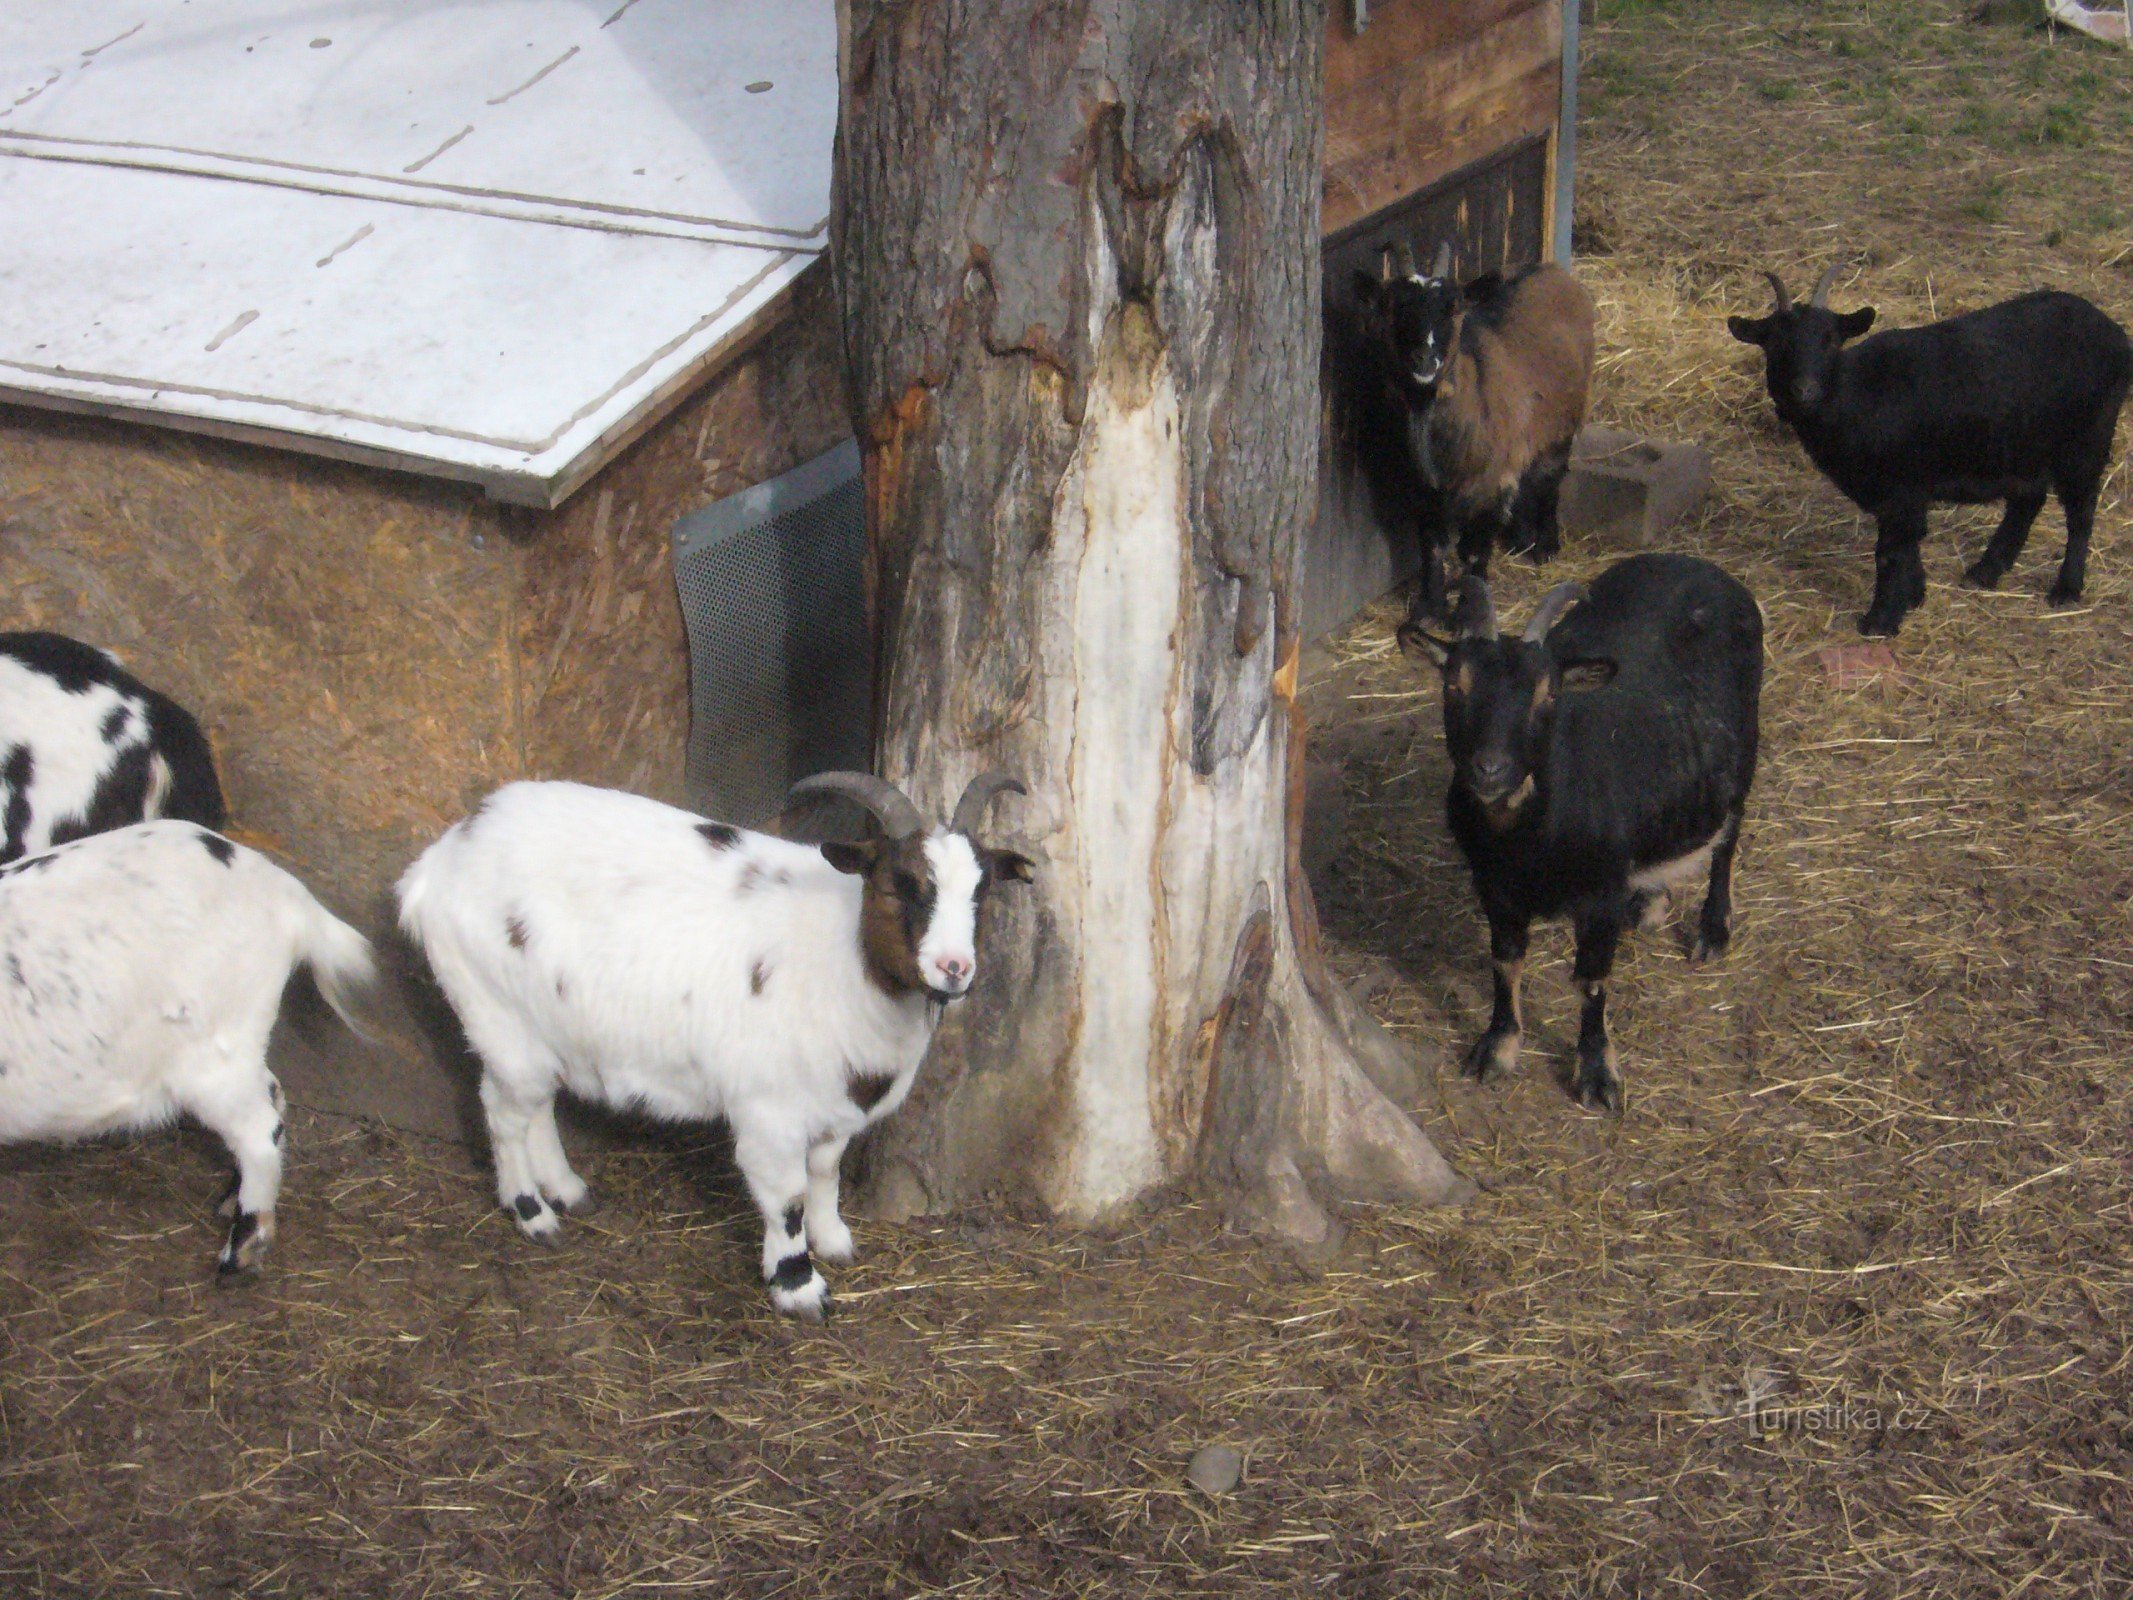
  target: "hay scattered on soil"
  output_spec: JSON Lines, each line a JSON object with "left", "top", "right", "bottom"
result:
{"left": 5, "top": 4, "right": 2132, "bottom": 1596}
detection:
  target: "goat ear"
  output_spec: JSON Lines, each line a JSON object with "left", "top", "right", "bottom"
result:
{"left": 819, "top": 839, "right": 877, "bottom": 877}
{"left": 1836, "top": 306, "right": 1876, "bottom": 340}
{"left": 1396, "top": 620, "right": 1453, "bottom": 669}
{"left": 1462, "top": 270, "right": 1503, "bottom": 303}
{"left": 1558, "top": 657, "right": 1618, "bottom": 692}
{"left": 1727, "top": 314, "right": 1772, "bottom": 346}
{"left": 985, "top": 848, "right": 1036, "bottom": 885}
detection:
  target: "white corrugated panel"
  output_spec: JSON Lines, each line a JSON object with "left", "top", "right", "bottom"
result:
{"left": 0, "top": 1, "right": 835, "bottom": 505}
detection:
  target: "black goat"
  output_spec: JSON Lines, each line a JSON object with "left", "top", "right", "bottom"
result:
{"left": 1353, "top": 242, "right": 1596, "bottom": 622}
{"left": 1399, "top": 555, "right": 1763, "bottom": 1113}
{"left": 1730, "top": 267, "right": 2131, "bottom": 636}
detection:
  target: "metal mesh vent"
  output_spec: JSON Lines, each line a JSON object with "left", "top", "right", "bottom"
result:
{"left": 673, "top": 438, "right": 871, "bottom": 826}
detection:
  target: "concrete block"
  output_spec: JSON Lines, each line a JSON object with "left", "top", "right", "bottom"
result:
{"left": 1560, "top": 426, "right": 1713, "bottom": 547}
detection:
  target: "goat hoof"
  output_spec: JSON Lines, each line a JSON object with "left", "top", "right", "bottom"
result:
{"left": 1688, "top": 924, "right": 1731, "bottom": 965}
{"left": 214, "top": 1258, "right": 263, "bottom": 1288}
{"left": 1578, "top": 1070, "right": 1621, "bottom": 1117}
{"left": 560, "top": 1192, "right": 601, "bottom": 1219}
{"left": 1574, "top": 1042, "right": 1622, "bottom": 1114}
{"left": 811, "top": 1221, "right": 856, "bottom": 1265}
{"left": 2047, "top": 581, "right": 2084, "bottom": 609}
{"left": 1961, "top": 561, "right": 2003, "bottom": 591}
{"left": 508, "top": 1193, "right": 564, "bottom": 1244}
{"left": 772, "top": 1277, "right": 832, "bottom": 1323}
{"left": 1463, "top": 1031, "right": 1517, "bottom": 1083}
{"left": 1856, "top": 610, "right": 1902, "bottom": 638}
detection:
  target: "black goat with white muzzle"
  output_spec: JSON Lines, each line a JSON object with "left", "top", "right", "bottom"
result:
{"left": 1400, "top": 555, "right": 1763, "bottom": 1113}
{"left": 1729, "top": 266, "right": 2131, "bottom": 636}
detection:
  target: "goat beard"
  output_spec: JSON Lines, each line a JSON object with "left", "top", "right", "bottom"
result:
{"left": 1478, "top": 775, "right": 1537, "bottom": 830}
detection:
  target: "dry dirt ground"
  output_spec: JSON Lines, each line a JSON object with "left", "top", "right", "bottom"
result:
{"left": 5, "top": 3, "right": 2132, "bottom": 1596}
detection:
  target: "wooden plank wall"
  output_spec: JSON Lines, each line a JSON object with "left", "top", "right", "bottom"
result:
{"left": 1324, "top": 0, "right": 1564, "bottom": 242}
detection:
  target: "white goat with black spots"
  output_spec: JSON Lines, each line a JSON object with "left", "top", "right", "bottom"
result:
{"left": 0, "top": 633, "right": 226, "bottom": 865}
{"left": 0, "top": 822, "right": 376, "bottom": 1275}
{"left": 396, "top": 772, "right": 1032, "bottom": 1320}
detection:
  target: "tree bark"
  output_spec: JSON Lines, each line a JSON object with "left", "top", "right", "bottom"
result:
{"left": 833, "top": 0, "right": 1471, "bottom": 1241}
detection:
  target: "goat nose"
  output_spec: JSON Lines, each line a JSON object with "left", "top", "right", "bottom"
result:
{"left": 937, "top": 956, "right": 971, "bottom": 986}
{"left": 1472, "top": 759, "right": 1516, "bottom": 794}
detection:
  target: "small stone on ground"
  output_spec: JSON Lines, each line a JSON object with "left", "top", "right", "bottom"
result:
{"left": 1187, "top": 1444, "right": 1244, "bottom": 1494}
{"left": 1817, "top": 641, "right": 1899, "bottom": 688}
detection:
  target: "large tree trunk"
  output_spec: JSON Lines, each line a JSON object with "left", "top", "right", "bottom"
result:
{"left": 832, "top": 0, "right": 1470, "bottom": 1242}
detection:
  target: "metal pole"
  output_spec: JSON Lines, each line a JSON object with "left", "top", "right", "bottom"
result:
{"left": 1554, "top": 0, "right": 1581, "bottom": 263}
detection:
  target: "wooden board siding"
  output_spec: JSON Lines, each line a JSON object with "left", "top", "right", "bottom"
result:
{"left": 1324, "top": 0, "right": 1563, "bottom": 240}
{"left": 1325, "top": 135, "right": 1553, "bottom": 284}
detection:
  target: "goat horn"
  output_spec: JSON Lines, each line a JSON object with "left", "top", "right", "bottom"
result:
{"left": 1762, "top": 270, "right": 1792, "bottom": 314}
{"left": 950, "top": 772, "right": 1026, "bottom": 837}
{"left": 1379, "top": 244, "right": 1396, "bottom": 282}
{"left": 1455, "top": 575, "right": 1499, "bottom": 641}
{"left": 1393, "top": 238, "right": 1418, "bottom": 278}
{"left": 1523, "top": 581, "right": 1586, "bottom": 643}
{"left": 1430, "top": 241, "right": 1453, "bottom": 280}
{"left": 786, "top": 771, "right": 926, "bottom": 840}
{"left": 1809, "top": 262, "right": 1845, "bottom": 309}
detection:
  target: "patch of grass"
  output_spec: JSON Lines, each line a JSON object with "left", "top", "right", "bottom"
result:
{"left": 1757, "top": 80, "right": 1798, "bottom": 103}
{"left": 1951, "top": 98, "right": 2016, "bottom": 149}
{"left": 2036, "top": 102, "right": 2094, "bottom": 146}
{"left": 1970, "top": 0, "right": 2048, "bottom": 23}
{"left": 1960, "top": 180, "right": 2009, "bottom": 224}
{"left": 2075, "top": 201, "right": 2126, "bottom": 234}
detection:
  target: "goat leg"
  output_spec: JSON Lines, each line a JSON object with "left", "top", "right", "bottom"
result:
{"left": 1570, "top": 912, "right": 1624, "bottom": 1115}
{"left": 1456, "top": 508, "right": 1499, "bottom": 579}
{"left": 1859, "top": 503, "right": 1929, "bottom": 636}
{"left": 2049, "top": 473, "right": 2104, "bottom": 607}
{"left": 1466, "top": 913, "right": 1529, "bottom": 1082}
{"left": 1690, "top": 807, "right": 1744, "bottom": 964}
{"left": 1506, "top": 448, "right": 1571, "bottom": 563}
{"left": 1963, "top": 490, "right": 2045, "bottom": 592}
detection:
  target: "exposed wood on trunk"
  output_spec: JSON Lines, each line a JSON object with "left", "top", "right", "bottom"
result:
{"left": 835, "top": 0, "right": 1470, "bottom": 1235}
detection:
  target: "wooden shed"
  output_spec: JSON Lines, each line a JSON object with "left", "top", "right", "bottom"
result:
{"left": 0, "top": 0, "right": 1574, "bottom": 1138}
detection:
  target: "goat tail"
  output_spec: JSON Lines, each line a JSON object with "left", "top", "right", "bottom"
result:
{"left": 394, "top": 850, "right": 436, "bottom": 950}
{"left": 298, "top": 892, "right": 382, "bottom": 1043}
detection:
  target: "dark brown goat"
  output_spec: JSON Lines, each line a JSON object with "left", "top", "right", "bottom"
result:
{"left": 1353, "top": 245, "right": 1597, "bottom": 622}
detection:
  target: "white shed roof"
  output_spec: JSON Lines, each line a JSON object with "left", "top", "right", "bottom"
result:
{"left": 0, "top": 2, "right": 835, "bottom": 506}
